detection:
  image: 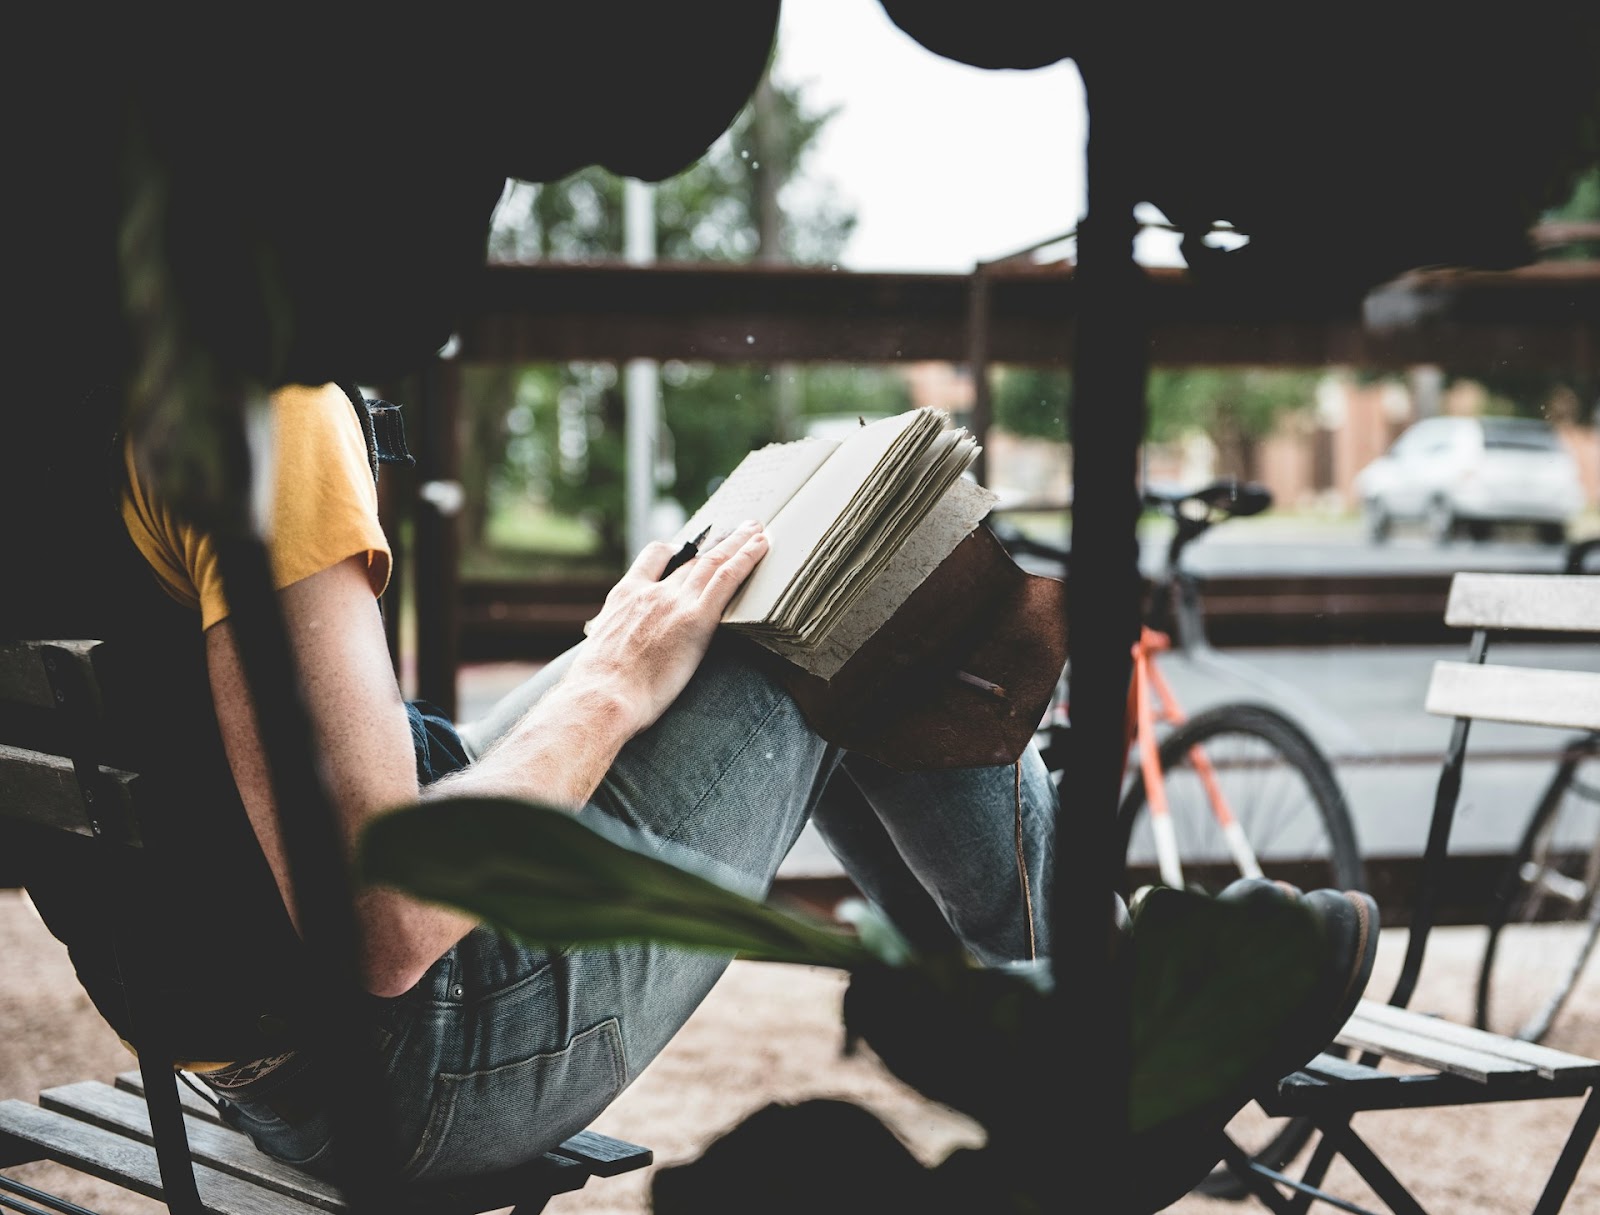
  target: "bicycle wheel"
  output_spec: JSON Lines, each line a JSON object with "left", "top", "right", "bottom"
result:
{"left": 1474, "top": 735, "right": 1600, "bottom": 1044}
{"left": 1117, "top": 701, "right": 1366, "bottom": 1199}
{"left": 1118, "top": 702, "right": 1366, "bottom": 897}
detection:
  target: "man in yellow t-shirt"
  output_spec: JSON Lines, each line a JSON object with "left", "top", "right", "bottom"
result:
{"left": 118, "top": 382, "right": 1060, "bottom": 1182}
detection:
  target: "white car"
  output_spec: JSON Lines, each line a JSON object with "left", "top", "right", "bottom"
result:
{"left": 1354, "top": 415, "right": 1585, "bottom": 545}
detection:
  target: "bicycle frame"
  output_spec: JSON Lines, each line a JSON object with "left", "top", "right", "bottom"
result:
{"left": 1129, "top": 624, "right": 1265, "bottom": 891}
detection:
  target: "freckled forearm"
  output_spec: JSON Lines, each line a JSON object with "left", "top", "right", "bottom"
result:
{"left": 424, "top": 673, "right": 638, "bottom": 812}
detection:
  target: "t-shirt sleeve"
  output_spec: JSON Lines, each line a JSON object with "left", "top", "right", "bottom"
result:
{"left": 120, "top": 383, "right": 393, "bottom": 629}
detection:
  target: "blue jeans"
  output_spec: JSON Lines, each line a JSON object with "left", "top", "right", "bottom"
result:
{"left": 215, "top": 634, "right": 1057, "bottom": 1182}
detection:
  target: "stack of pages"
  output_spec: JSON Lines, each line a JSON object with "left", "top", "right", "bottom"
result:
{"left": 671, "top": 408, "right": 996, "bottom": 677}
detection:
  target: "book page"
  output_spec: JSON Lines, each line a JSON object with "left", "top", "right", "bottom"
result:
{"left": 671, "top": 436, "right": 839, "bottom": 549}
{"left": 722, "top": 410, "right": 933, "bottom": 625}
{"left": 774, "top": 429, "right": 976, "bottom": 642}
{"left": 753, "top": 475, "right": 999, "bottom": 678}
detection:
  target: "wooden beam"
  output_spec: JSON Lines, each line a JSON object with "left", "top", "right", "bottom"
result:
{"left": 453, "top": 260, "right": 1600, "bottom": 372}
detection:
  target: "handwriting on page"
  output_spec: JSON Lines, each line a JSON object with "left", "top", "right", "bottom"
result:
{"left": 674, "top": 437, "right": 838, "bottom": 547}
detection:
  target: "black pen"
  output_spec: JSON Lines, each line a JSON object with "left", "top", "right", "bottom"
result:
{"left": 660, "top": 524, "right": 712, "bottom": 580}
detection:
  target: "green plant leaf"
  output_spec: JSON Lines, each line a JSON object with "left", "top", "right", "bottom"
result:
{"left": 832, "top": 897, "right": 917, "bottom": 968}
{"left": 842, "top": 956, "right": 1053, "bottom": 1138}
{"left": 358, "top": 796, "right": 879, "bottom": 970}
{"left": 1127, "top": 885, "right": 1323, "bottom": 1133}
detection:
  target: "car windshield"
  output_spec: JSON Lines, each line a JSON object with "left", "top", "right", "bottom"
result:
{"left": 1481, "top": 418, "right": 1562, "bottom": 452}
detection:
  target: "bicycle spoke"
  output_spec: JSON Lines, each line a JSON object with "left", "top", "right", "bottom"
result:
{"left": 1477, "top": 743, "right": 1600, "bottom": 1044}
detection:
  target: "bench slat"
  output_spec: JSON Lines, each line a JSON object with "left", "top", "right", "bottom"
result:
{"left": 1333, "top": 1013, "right": 1533, "bottom": 1083}
{"left": 41, "top": 1081, "right": 345, "bottom": 1212}
{"left": 115, "top": 1071, "right": 646, "bottom": 1202}
{"left": 0, "top": 743, "right": 141, "bottom": 840}
{"left": 0, "top": 640, "right": 101, "bottom": 712}
{"left": 1445, "top": 573, "right": 1600, "bottom": 632}
{"left": 550, "top": 1127, "right": 653, "bottom": 1176}
{"left": 1348, "top": 999, "right": 1600, "bottom": 1081}
{"left": 1424, "top": 661, "right": 1600, "bottom": 733}
{"left": 0, "top": 1098, "right": 328, "bottom": 1215}
{"left": 116, "top": 1071, "right": 223, "bottom": 1123}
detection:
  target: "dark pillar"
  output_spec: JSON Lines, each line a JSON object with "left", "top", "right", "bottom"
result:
{"left": 413, "top": 355, "right": 463, "bottom": 719}
{"left": 966, "top": 266, "right": 993, "bottom": 486}
{"left": 1059, "top": 75, "right": 1148, "bottom": 1179}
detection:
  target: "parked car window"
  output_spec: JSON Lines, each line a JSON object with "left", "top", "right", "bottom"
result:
{"left": 1481, "top": 417, "right": 1563, "bottom": 451}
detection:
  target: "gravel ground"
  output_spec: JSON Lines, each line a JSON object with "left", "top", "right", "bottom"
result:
{"left": 2, "top": 889, "right": 1596, "bottom": 1214}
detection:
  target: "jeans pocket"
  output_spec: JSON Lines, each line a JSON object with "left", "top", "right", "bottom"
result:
{"left": 402, "top": 1017, "right": 626, "bottom": 1182}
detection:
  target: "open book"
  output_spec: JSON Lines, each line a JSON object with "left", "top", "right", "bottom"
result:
{"left": 671, "top": 408, "right": 996, "bottom": 678}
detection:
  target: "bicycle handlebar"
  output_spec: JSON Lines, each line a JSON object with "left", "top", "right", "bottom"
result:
{"left": 990, "top": 476, "right": 1274, "bottom": 588}
{"left": 1144, "top": 477, "right": 1272, "bottom": 523}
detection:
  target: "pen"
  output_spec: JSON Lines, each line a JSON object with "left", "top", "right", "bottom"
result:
{"left": 660, "top": 524, "right": 712, "bottom": 580}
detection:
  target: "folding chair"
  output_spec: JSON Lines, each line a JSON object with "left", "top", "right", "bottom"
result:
{"left": 1224, "top": 572, "right": 1600, "bottom": 1214}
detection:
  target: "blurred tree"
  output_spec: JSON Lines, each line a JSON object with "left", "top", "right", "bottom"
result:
{"left": 464, "top": 75, "right": 864, "bottom": 567}
{"left": 993, "top": 367, "right": 1073, "bottom": 441}
{"left": 1145, "top": 369, "right": 1323, "bottom": 481}
{"left": 989, "top": 365, "right": 1323, "bottom": 486}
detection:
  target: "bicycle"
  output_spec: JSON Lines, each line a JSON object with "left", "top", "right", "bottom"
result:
{"left": 1473, "top": 536, "right": 1600, "bottom": 1045}
{"left": 994, "top": 477, "right": 1367, "bottom": 1198}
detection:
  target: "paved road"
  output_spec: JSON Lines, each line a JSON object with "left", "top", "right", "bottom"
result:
{"left": 1166, "top": 515, "right": 1583, "bottom": 577}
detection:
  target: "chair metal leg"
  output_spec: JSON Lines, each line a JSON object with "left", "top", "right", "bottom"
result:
{"left": 1319, "top": 1120, "right": 1428, "bottom": 1215}
{"left": 1532, "top": 1087, "right": 1600, "bottom": 1215}
{"left": 137, "top": 1055, "right": 203, "bottom": 1215}
{"left": 0, "top": 1173, "right": 106, "bottom": 1215}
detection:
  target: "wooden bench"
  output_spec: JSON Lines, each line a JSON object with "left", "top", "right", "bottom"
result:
{"left": 1219, "top": 573, "right": 1600, "bottom": 1214}
{"left": 0, "top": 638, "right": 652, "bottom": 1214}
{"left": 0, "top": 1071, "right": 649, "bottom": 1215}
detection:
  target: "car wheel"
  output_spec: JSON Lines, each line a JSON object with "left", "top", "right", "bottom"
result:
{"left": 1363, "top": 499, "right": 1392, "bottom": 544}
{"left": 1424, "top": 497, "right": 1456, "bottom": 546}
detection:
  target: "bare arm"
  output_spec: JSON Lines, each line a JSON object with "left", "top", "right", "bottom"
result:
{"left": 209, "top": 521, "right": 767, "bottom": 998}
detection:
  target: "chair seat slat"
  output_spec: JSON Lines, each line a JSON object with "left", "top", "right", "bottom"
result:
{"left": 1333, "top": 1014, "right": 1530, "bottom": 1083}
{"left": 0, "top": 1098, "right": 328, "bottom": 1215}
{"left": 40, "top": 1081, "right": 345, "bottom": 1212}
{"left": 1347, "top": 999, "right": 1600, "bottom": 1081}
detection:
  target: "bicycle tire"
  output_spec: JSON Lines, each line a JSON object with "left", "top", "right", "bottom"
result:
{"left": 1474, "top": 735, "right": 1600, "bottom": 1044}
{"left": 1117, "top": 701, "right": 1366, "bottom": 1199}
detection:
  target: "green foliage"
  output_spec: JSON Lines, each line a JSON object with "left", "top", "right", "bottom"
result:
{"left": 1123, "top": 885, "right": 1318, "bottom": 1133}
{"left": 467, "top": 76, "right": 877, "bottom": 563}
{"left": 1547, "top": 165, "right": 1600, "bottom": 223}
{"left": 992, "top": 366, "right": 1072, "bottom": 441}
{"left": 1145, "top": 368, "right": 1321, "bottom": 445}
{"left": 487, "top": 78, "right": 853, "bottom": 265}
{"left": 360, "top": 793, "right": 1324, "bottom": 1149}
{"left": 359, "top": 797, "right": 878, "bottom": 970}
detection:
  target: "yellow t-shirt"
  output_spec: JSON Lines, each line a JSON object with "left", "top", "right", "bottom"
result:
{"left": 121, "top": 383, "right": 392, "bottom": 625}
{"left": 116, "top": 383, "right": 393, "bottom": 1070}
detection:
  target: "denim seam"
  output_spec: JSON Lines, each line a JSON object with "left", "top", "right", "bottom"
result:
{"left": 657, "top": 693, "right": 789, "bottom": 845}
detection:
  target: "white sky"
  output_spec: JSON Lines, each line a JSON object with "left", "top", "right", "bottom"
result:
{"left": 769, "top": 0, "right": 1184, "bottom": 271}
